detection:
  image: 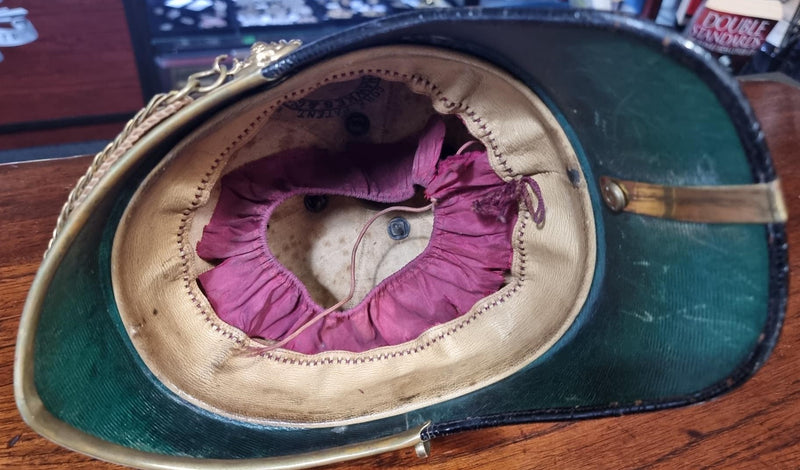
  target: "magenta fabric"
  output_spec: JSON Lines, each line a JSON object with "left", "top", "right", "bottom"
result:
{"left": 196, "top": 120, "right": 520, "bottom": 353}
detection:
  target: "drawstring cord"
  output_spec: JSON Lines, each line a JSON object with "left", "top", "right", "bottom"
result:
{"left": 248, "top": 202, "right": 435, "bottom": 355}
{"left": 456, "top": 140, "right": 482, "bottom": 155}
{"left": 245, "top": 139, "right": 542, "bottom": 355}
{"left": 458, "top": 141, "right": 546, "bottom": 225}
{"left": 473, "top": 176, "right": 545, "bottom": 225}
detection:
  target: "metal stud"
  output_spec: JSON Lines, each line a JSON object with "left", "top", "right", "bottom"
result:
{"left": 304, "top": 195, "right": 328, "bottom": 213}
{"left": 345, "top": 112, "right": 370, "bottom": 136}
{"left": 387, "top": 217, "right": 410, "bottom": 240}
{"left": 414, "top": 440, "right": 431, "bottom": 458}
{"left": 600, "top": 177, "right": 628, "bottom": 212}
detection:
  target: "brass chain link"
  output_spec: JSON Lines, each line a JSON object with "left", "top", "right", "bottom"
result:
{"left": 46, "top": 40, "right": 302, "bottom": 254}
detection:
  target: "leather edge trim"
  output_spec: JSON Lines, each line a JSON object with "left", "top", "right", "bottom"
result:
{"left": 423, "top": 222, "right": 788, "bottom": 439}
{"left": 263, "top": 7, "right": 787, "bottom": 442}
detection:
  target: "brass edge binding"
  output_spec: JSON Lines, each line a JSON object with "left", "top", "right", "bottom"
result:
{"left": 46, "top": 39, "right": 302, "bottom": 255}
{"left": 16, "top": 39, "right": 468, "bottom": 470}
{"left": 599, "top": 176, "right": 788, "bottom": 224}
{"left": 17, "top": 36, "right": 435, "bottom": 470}
{"left": 20, "top": 396, "right": 430, "bottom": 470}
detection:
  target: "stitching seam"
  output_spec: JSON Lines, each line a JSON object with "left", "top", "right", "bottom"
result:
{"left": 177, "top": 68, "right": 529, "bottom": 365}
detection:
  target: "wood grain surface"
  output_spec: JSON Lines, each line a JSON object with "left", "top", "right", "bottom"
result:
{"left": 0, "top": 0, "right": 143, "bottom": 149}
{"left": 0, "top": 123, "right": 131, "bottom": 154}
{"left": 0, "top": 80, "right": 798, "bottom": 469}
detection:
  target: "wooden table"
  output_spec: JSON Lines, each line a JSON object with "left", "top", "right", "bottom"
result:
{"left": 0, "top": 0, "right": 143, "bottom": 150}
{"left": 1, "top": 80, "right": 798, "bottom": 469}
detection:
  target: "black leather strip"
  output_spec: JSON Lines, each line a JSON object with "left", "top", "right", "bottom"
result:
{"left": 256, "top": 9, "right": 788, "bottom": 441}
{"left": 262, "top": 8, "right": 775, "bottom": 183}
{"left": 422, "top": 222, "right": 787, "bottom": 440}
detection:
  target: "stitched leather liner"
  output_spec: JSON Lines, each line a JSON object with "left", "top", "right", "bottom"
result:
{"left": 111, "top": 46, "right": 595, "bottom": 427}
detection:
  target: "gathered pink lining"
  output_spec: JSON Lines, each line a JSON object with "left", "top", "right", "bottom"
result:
{"left": 196, "top": 119, "right": 527, "bottom": 354}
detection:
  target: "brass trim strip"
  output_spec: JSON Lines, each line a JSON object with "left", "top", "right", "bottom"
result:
{"left": 599, "top": 176, "right": 787, "bottom": 224}
{"left": 15, "top": 38, "right": 436, "bottom": 470}
{"left": 21, "top": 389, "right": 429, "bottom": 470}
{"left": 12, "top": 40, "right": 437, "bottom": 470}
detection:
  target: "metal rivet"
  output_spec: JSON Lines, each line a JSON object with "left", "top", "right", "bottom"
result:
{"left": 303, "top": 195, "right": 328, "bottom": 213}
{"left": 345, "top": 112, "right": 370, "bottom": 136}
{"left": 387, "top": 217, "right": 410, "bottom": 240}
{"left": 600, "top": 178, "right": 628, "bottom": 212}
{"left": 567, "top": 168, "right": 581, "bottom": 186}
{"left": 414, "top": 440, "right": 431, "bottom": 458}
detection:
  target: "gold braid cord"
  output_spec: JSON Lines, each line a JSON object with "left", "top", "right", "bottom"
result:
{"left": 75, "top": 97, "right": 193, "bottom": 208}
{"left": 46, "top": 92, "right": 193, "bottom": 254}
{"left": 45, "top": 40, "right": 302, "bottom": 256}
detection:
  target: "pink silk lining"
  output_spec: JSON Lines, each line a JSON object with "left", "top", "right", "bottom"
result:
{"left": 196, "top": 120, "right": 519, "bottom": 353}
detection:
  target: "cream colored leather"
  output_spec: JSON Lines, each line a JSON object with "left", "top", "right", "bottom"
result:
{"left": 111, "top": 46, "right": 597, "bottom": 427}
{"left": 269, "top": 194, "right": 434, "bottom": 309}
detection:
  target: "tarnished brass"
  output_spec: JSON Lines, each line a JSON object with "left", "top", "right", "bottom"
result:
{"left": 415, "top": 440, "right": 432, "bottom": 458}
{"left": 601, "top": 178, "right": 628, "bottom": 212}
{"left": 599, "top": 176, "right": 787, "bottom": 224}
{"left": 16, "top": 393, "right": 430, "bottom": 470}
{"left": 16, "top": 37, "right": 441, "bottom": 468}
{"left": 231, "top": 39, "right": 302, "bottom": 72}
{"left": 47, "top": 40, "right": 301, "bottom": 254}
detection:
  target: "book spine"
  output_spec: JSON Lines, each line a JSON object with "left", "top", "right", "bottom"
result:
{"left": 686, "top": 3, "right": 779, "bottom": 71}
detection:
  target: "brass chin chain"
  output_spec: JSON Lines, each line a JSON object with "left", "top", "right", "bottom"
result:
{"left": 46, "top": 39, "right": 302, "bottom": 255}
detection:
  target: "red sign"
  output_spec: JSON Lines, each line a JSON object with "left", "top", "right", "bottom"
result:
{"left": 689, "top": 7, "right": 777, "bottom": 57}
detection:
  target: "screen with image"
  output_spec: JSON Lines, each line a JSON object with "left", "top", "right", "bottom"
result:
{"left": 146, "top": 0, "right": 452, "bottom": 36}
